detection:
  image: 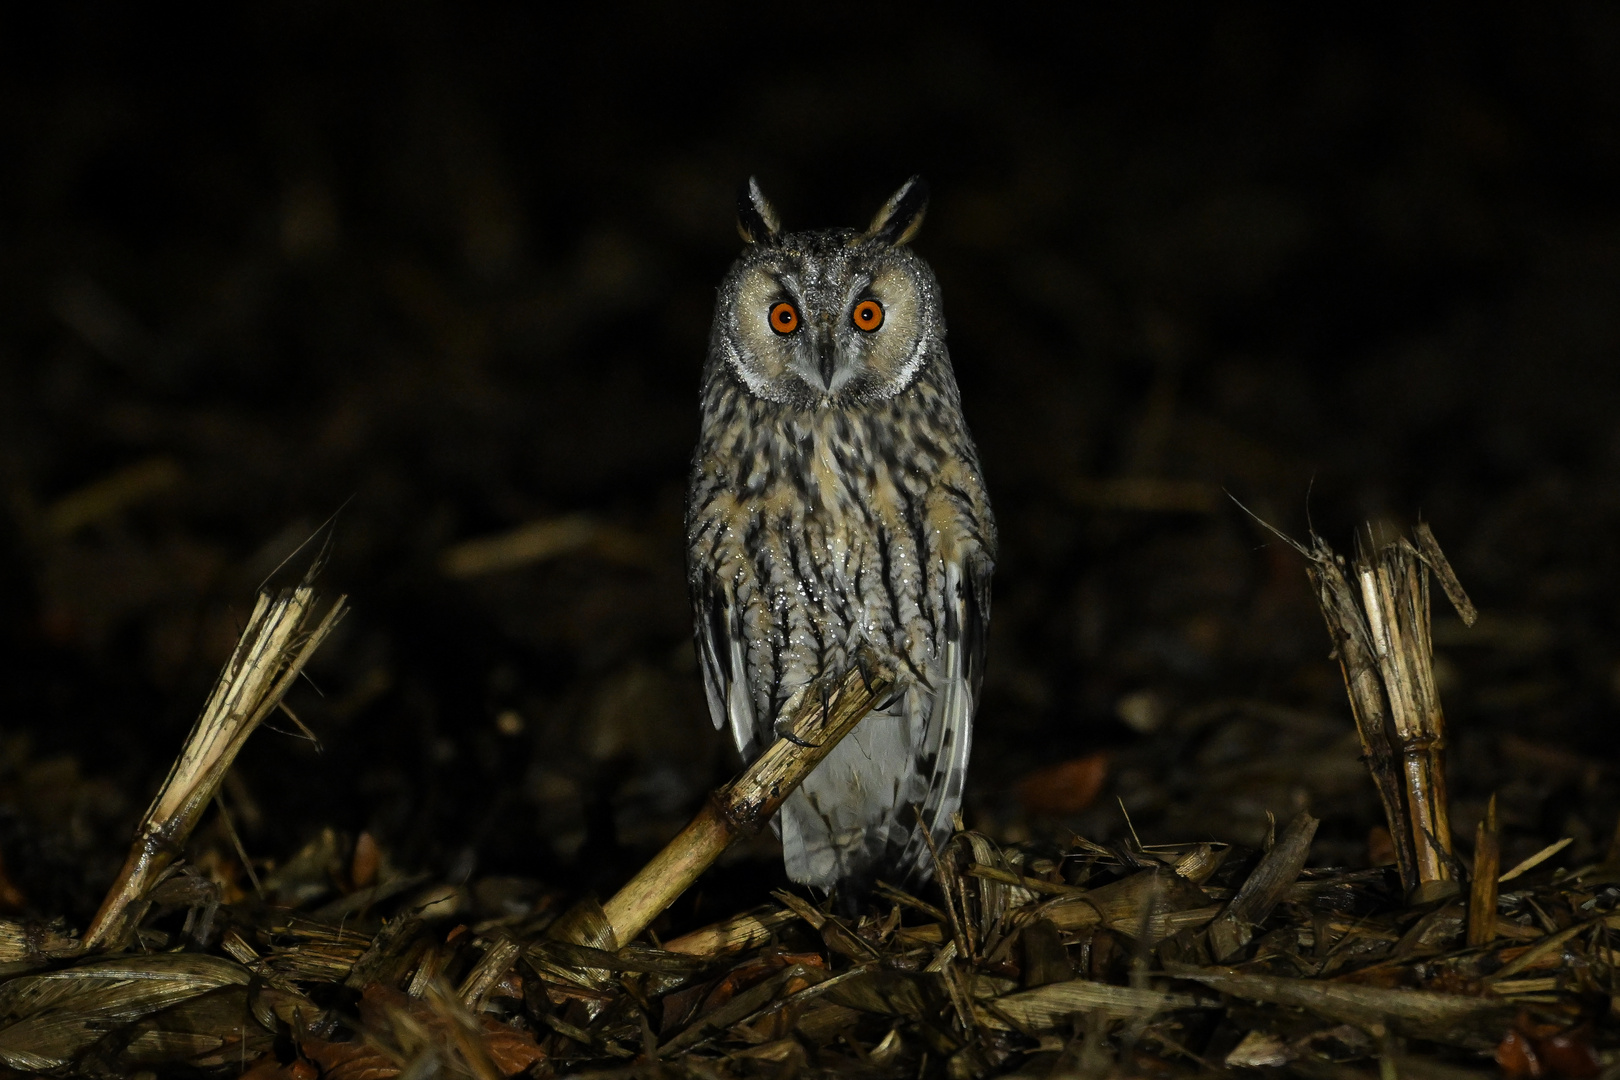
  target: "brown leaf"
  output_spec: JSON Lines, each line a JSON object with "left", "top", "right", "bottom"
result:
{"left": 1496, "top": 1028, "right": 1540, "bottom": 1080}
{"left": 1367, "top": 825, "right": 1397, "bottom": 867}
{"left": 1509, "top": 1013, "right": 1602, "bottom": 1080}
{"left": 0, "top": 849, "right": 27, "bottom": 915}
{"left": 237, "top": 1054, "right": 319, "bottom": 1080}
{"left": 301, "top": 1036, "right": 402, "bottom": 1080}
{"left": 1019, "top": 918, "right": 1073, "bottom": 988}
{"left": 659, "top": 981, "right": 709, "bottom": 1035}
{"left": 693, "top": 953, "right": 824, "bottom": 1020}
{"left": 1015, "top": 753, "right": 1109, "bottom": 815}
{"left": 351, "top": 832, "right": 381, "bottom": 890}
{"left": 339, "top": 983, "right": 545, "bottom": 1077}
{"left": 1537, "top": 1029, "right": 1601, "bottom": 1079}
{"left": 478, "top": 1017, "right": 546, "bottom": 1075}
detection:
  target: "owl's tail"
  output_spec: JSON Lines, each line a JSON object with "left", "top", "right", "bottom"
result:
{"left": 777, "top": 677, "right": 971, "bottom": 907}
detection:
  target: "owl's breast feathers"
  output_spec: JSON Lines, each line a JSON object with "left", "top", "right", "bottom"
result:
{"left": 685, "top": 361, "right": 994, "bottom": 890}
{"left": 686, "top": 177, "right": 987, "bottom": 893}
{"left": 688, "top": 366, "right": 993, "bottom": 724}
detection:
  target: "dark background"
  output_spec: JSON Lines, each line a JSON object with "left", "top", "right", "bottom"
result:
{"left": 3, "top": 4, "right": 1619, "bottom": 923}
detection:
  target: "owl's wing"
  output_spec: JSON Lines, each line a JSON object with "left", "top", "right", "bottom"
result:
{"left": 693, "top": 575, "right": 761, "bottom": 761}
{"left": 894, "top": 549, "right": 993, "bottom": 882}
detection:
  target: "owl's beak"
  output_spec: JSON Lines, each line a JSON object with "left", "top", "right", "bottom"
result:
{"left": 815, "top": 337, "right": 838, "bottom": 390}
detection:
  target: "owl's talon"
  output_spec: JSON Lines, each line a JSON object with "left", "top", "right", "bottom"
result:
{"left": 854, "top": 654, "right": 874, "bottom": 694}
{"left": 903, "top": 655, "right": 934, "bottom": 693}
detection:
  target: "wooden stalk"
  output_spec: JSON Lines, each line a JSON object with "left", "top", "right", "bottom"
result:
{"left": 661, "top": 906, "right": 798, "bottom": 957}
{"left": 1358, "top": 536, "right": 1456, "bottom": 901}
{"left": 83, "top": 583, "right": 348, "bottom": 950}
{"left": 1467, "top": 794, "right": 1499, "bottom": 948}
{"left": 596, "top": 663, "right": 893, "bottom": 948}
{"left": 1264, "top": 516, "right": 1475, "bottom": 903}
{"left": 1302, "top": 546, "right": 1419, "bottom": 893}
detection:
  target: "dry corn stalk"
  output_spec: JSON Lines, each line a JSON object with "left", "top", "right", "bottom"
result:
{"left": 83, "top": 580, "right": 347, "bottom": 949}
{"left": 662, "top": 906, "right": 797, "bottom": 956}
{"left": 1259, "top": 516, "right": 1475, "bottom": 900}
{"left": 585, "top": 661, "right": 893, "bottom": 949}
{"left": 1468, "top": 794, "right": 1499, "bottom": 947}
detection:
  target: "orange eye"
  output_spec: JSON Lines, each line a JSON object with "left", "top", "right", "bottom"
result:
{"left": 769, "top": 302, "right": 799, "bottom": 334}
{"left": 852, "top": 299, "right": 885, "bottom": 332}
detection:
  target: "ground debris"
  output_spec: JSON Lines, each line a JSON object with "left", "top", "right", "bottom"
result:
{"left": 0, "top": 818, "right": 1611, "bottom": 1078}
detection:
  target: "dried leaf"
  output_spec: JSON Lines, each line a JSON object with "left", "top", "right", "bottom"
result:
{"left": 0, "top": 919, "right": 78, "bottom": 966}
{"left": 0, "top": 954, "right": 251, "bottom": 1071}
{"left": 115, "top": 984, "right": 276, "bottom": 1069}
{"left": 302, "top": 1036, "right": 403, "bottom": 1080}
{"left": 822, "top": 968, "right": 935, "bottom": 1020}
{"left": 1225, "top": 1030, "right": 1294, "bottom": 1067}
{"left": 1036, "top": 867, "right": 1214, "bottom": 941}
{"left": 1208, "top": 812, "right": 1319, "bottom": 960}
{"left": 975, "top": 978, "right": 1203, "bottom": 1030}
{"left": 1174, "top": 967, "right": 1514, "bottom": 1048}
{"left": 660, "top": 962, "right": 824, "bottom": 1053}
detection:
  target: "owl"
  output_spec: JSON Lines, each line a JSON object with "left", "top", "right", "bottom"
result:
{"left": 685, "top": 176, "right": 996, "bottom": 900}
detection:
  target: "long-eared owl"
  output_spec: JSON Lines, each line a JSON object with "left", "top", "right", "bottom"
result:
{"left": 685, "top": 177, "right": 996, "bottom": 898}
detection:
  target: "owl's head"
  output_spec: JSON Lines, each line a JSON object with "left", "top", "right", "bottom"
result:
{"left": 712, "top": 177, "right": 942, "bottom": 407}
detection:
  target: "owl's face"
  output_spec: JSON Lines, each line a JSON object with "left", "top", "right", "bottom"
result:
{"left": 714, "top": 178, "right": 940, "bottom": 407}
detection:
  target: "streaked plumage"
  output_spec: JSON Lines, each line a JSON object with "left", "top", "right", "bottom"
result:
{"left": 686, "top": 177, "right": 995, "bottom": 898}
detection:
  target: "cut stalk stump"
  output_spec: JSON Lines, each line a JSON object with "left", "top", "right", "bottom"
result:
{"left": 83, "top": 576, "right": 348, "bottom": 950}
{"left": 552, "top": 662, "right": 895, "bottom": 952}
{"left": 1468, "top": 794, "right": 1500, "bottom": 947}
{"left": 1261, "top": 516, "right": 1476, "bottom": 903}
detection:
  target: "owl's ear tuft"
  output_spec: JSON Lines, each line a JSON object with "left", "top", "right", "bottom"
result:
{"left": 736, "top": 177, "right": 782, "bottom": 245}
{"left": 863, "top": 175, "right": 929, "bottom": 247}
